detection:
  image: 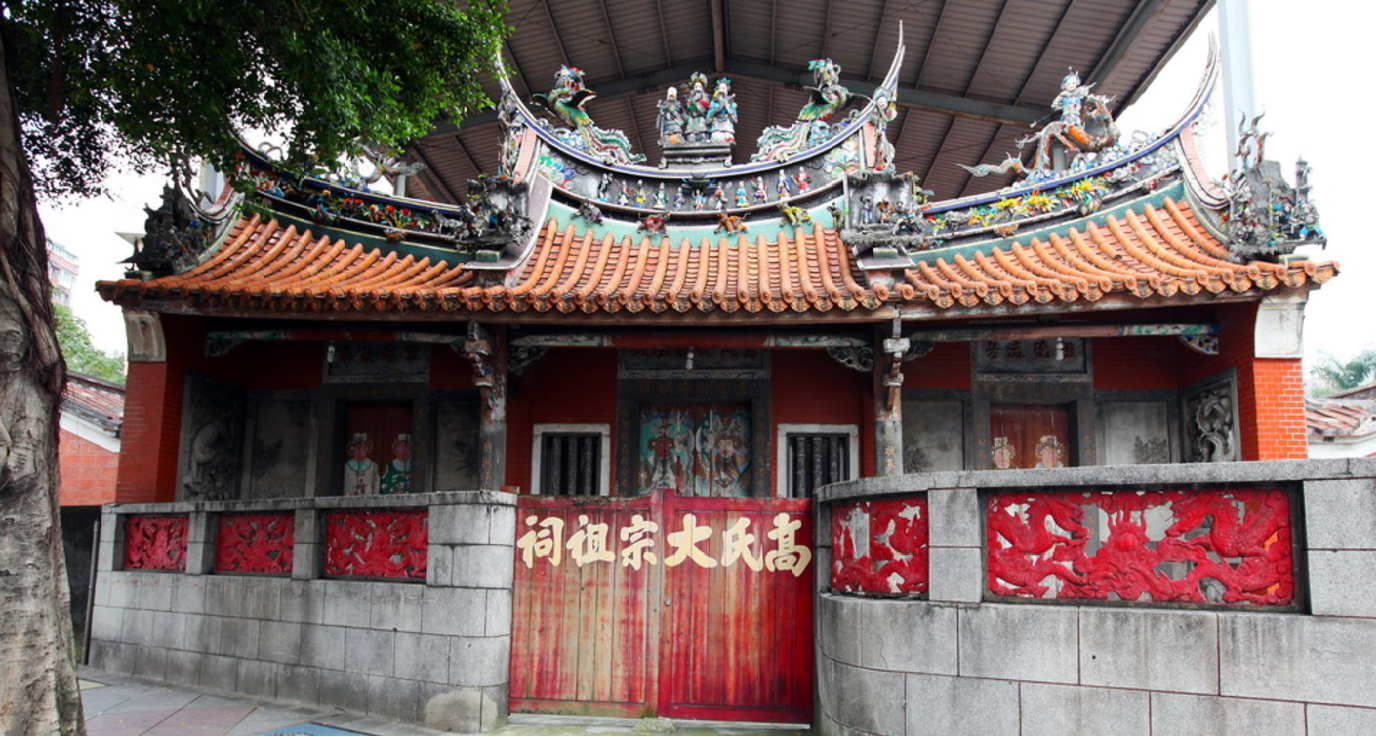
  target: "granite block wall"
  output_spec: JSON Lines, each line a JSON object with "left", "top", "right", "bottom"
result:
{"left": 816, "top": 459, "right": 1376, "bottom": 736}
{"left": 89, "top": 491, "right": 515, "bottom": 733}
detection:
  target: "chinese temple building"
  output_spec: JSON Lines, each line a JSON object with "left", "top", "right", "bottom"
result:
{"left": 83, "top": 5, "right": 1376, "bottom": 735}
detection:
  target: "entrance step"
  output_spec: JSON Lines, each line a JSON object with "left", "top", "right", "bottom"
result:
{"left": 500, "top": 714, "right": 809, "bottom": 736}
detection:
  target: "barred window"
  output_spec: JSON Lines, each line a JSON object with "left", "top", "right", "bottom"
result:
{"left": 539, "top": 433, "right": 602, "bottom": 496}
{"left": 785, "top": 433, "right": 851, "bottom": 497}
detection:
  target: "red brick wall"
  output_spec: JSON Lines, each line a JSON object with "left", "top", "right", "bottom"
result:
{"left": 1177, "top": 302, "right": 1306, "bottom": 460}
{"left": 117, "top": 358, "right": 182, "bottom": 503}
{"left": 429, "top": 343, "right": 477, "bottom": 389}
{"left": 1250, "top": 358, "right": 1307, "bottom": 460}
{"left": 58, "top": 428, "right": 120, "bottom": 506}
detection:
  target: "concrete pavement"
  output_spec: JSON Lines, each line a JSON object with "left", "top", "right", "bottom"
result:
{"left": 80, "top": 668, "right": 808, "bottom": 736}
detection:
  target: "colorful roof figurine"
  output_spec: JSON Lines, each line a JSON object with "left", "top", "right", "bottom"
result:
{"left": 99, "top": 34, "right": 1337, "bottom": 322}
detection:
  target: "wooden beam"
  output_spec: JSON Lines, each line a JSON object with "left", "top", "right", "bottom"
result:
{"left": 656, "top": 0, "right": 674, "bottom": 66}
{"left": 904, "top": 323, "right": 1218, "bottom": 342}
{"left": 542, "top": 0, "right": 572, "bottom": 64}
{"left": 410, "top": 143, "right": 459, "bottom": 203}
{"left": 711, "top": 0, "right": 727, "bottom": 72}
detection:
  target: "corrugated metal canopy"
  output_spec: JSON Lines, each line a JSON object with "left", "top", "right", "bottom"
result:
{"left": 409, "top": 0, "right": 1211, "bottom": 203}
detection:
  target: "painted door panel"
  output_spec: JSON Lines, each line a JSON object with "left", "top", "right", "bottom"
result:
{"left": 508, "top": 492, "right": 813, "bottom": 724}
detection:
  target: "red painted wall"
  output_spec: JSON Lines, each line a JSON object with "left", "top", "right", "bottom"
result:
{"left": 117, "top": 315, "right": 329, "bottom": 503}
{"left": 505, "top": 348, "right": 619, "bottom": 494}
{"left": 59, "top": 428, "right": 120, "bottom": 506}
{"left": 429, "top": 343, "right": 477, "bottom": 389}
{"left": 771, "top": 350, "right": 866, "bottom": 493}
{"left": 1093, "top": 336, "right": 1178, "bottom": 390}
{"left": 903, "top": 342, "right": 972, "bottom": 389}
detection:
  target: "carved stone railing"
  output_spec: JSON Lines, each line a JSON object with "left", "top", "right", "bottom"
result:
{"left": 814, "top": 458, "right": 1376, "bottom": 735}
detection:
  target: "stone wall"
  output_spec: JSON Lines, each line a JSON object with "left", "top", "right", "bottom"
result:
{"left": 815, "top": 459, "right": 1376, "bottom": 736}
{"left": 88, "top": 491, "right": 515, "bottom": 733}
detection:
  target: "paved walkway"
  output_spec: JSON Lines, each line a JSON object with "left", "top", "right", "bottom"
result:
{"left": 80, "top": 668, "right": 807, "bottom": 736}
{"left": 80, "top": 668, "right": 445, "bottom": 736}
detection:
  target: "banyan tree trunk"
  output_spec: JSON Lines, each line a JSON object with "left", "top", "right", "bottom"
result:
{"left": 0, "top": 26, "right": 86, "bottom": 737}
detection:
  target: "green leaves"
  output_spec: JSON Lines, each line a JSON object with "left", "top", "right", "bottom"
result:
{"left": 1311, "top": 349, "right": 1376, "bottom": 397}
{"left": 53, "top": 302, "right": 125, "bottom": 384}
{"left": 7, "top": 0, "right": 511, "bottom": 200}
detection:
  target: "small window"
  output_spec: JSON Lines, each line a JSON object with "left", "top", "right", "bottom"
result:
{"left": 532, "top": 424, "right": 611, "bottom": 496}
{"left": 778, "top": 424, "right": 858, "bottom": 497}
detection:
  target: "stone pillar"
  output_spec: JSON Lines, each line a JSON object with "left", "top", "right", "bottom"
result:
{"left": 423, "top": 491, "right": 517, "bottom": 733}
{"left": 292, "top": 508, "right": 322, "bottom": 580}
{"left": 465, "top": 323, "right": 509, "bottom": 491}
{"left": 184, "top": 511, "right": 215, "bottom": 575}
{"left": 872, "top": 327, "right": 905, "bottom": 477}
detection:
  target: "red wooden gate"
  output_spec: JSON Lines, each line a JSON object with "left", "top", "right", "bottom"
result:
{"left": 508, "top": 491, "right": 813, "bottom": 724}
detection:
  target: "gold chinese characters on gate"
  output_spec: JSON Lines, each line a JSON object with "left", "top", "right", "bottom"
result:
{"left": 517, "top": 513, "right": 811, "bottom": 577}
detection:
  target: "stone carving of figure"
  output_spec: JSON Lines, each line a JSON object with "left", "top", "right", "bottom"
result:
{"left": 708, "top": 78, "right": 738, "bottom": 144}
{"left": 344, "top": 433, "right": 380, "bottom": 496}
{"left": 656, "top": 85, "right": 686, "bottom": 146}
{"left": 654, "top": 182, "right": 668, "bottom": 210}
{"left": 777, "top": 169, "right": 792, "bottom": 199}
{"left": 684, "top": 73, "right": 712, "bottom": 143}
{"left": 380, "top": 434, "right": 412, "bottom": 495}
{"left": 795, "top": 167, "right": 811, "bottom": 194}
{"left": 597, "top": 171, "right": 613, "bottom": 202}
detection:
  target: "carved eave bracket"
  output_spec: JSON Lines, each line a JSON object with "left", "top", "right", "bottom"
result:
{"left": 462, "top": 322, "right": 507, "bottom": 419}
{"left": 509, "top": 346, "right": 548, "bottom": 376}
{"left": 1179, "top": 334, "right": 1220, "bottom": 356}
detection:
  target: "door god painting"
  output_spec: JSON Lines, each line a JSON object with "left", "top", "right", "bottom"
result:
{"left": 344, "top": 433, "right": 380, "bottom": 496}
{"left": 380, "top": 433, "right": 413, "bottom": 495}
{"left": 640, "top": 404, "right": 752, "bottom": 497}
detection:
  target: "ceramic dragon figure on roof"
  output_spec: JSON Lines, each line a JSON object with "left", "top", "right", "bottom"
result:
{"left": 532, "top": 65, "right": 645, "bottom": 165}
{"left": 963, "top": 69, "right": 1119, "bottom": 182}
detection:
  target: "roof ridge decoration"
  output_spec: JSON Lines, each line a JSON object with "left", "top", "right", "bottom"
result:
{"left": 530, "top": 65, "right": 645, "bottom": 165}
{"left": 122, "top": 162, "right": 241, "bottom": 277}
{"left": 493, "top": 26, "right": 905, "bottom": 182}
{"left": 962, "top": 68, "right": 1120, "bottom": 183}
{"left": 1214, "top": 114, "right": 1325, "bottom": 260}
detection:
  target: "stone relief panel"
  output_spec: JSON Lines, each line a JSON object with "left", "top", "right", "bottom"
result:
{"left": 902, "top": 399, "right": 964, "bottom": 472}
{"left": 1100, "top": 400, "right": 1172, "bottom": 466}
{"left": 248, "top": 399, "right": 311, "bottom": 499}
{"left": 177, "top": 373, "right": 245, "bottom": 501}
{"left": 1183, "top": 376, "right": 1238, "bottom": 463}
{"left": 434, "top": 397, "right": 481, "bottom": 491}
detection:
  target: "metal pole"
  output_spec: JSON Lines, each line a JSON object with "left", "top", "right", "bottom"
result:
{"left": 1219, "top": 0, "right": 1257, "bottom": 169}
{"left": 83, "top": 516, "right": 100, "bottom": 665}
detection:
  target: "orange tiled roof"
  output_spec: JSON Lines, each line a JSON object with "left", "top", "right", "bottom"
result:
{"left": 902, "top": 198, "right": 1335, "bottom": 309}
{"left": 98, "top": 197, "right": 1336, "bottom": 316}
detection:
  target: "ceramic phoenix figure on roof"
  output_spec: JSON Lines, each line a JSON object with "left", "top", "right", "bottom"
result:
{"left": 798, "top": 59, "right": 851, "bottom": 122}
{"left": 752, "top": 58, "right": 856, "bottom": 162}
{"left": 532, "top": 65, "right": 645, "bottom": 164}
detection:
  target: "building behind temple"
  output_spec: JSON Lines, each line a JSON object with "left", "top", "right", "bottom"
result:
{"left": 79, "top": 4, "right": 1376, "bottom": 735}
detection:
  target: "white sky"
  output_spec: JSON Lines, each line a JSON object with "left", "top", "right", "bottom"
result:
{"left": 39, "top": 2, "right": 1376, "bottom": 371}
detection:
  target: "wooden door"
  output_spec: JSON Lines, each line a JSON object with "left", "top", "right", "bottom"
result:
{"left": 509, "top": 494, "right": 656, "bottom": 717}
{"left": 658, "top": 494, "right": 813, "bottom": 723}
{"left": 508, "top": 492, "right": 814, "bottom": 724}
{"left": 990, "top": 404, "right": 1072, "bottom": 470}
